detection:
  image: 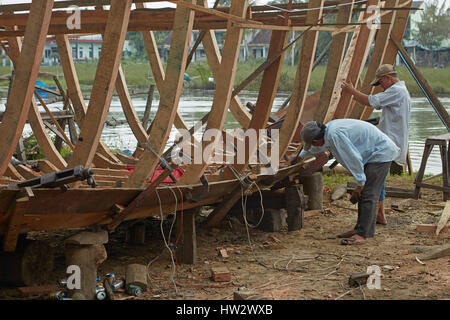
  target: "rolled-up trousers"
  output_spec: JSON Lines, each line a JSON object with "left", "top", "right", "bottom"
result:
{"left": 354, "top": 161, "right": 391, "bottom": 238}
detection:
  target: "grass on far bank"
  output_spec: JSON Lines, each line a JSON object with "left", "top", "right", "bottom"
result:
{"left": 0, "top": 58, "right": 449, "bottom": 96}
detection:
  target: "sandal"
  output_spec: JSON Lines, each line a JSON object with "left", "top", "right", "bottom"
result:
{"left": 337, "top": 230, "right": 356, "bottom": 238}
{"left": 341, "top": 237, "right": 365, "bottom": 245}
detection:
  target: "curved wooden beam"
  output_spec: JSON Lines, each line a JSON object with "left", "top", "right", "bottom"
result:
{"left": 55, "top": 34, "right": 121, "bottom": 164}
{"left": 67, "top": 0, "right": 132, "bottom": 170}
{"left": 178, "top": 0, "right": 249, "bottom": 185}
{"left": 124, "top": 1, "right": 196, "bottom": 188}
{"left": 332, "top": 0, "right": 379, "bottom": 119}
{"left": 0, "top": 0, "right": 54, "bottom": 177}
{"left": 314, "top": 0, "right": 354, "bottom": 123}
{"left": 346, "top": 0, "right": 398, "bottom": 119}
{"left": 7, "top": 36, "right": 67, "bottom": 170}
{"left": 221, "top": 10, "right": 291, "bottom": 179}
{"left": 278, "top": 0, "right": 324, "bottom": 160}
{"left": 360, "top": 0, "right": 412, "bottom": 120}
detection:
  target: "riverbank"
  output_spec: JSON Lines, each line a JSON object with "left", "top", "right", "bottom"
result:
{"left": 0, "top": 61, "right": 449, "bottom": 97}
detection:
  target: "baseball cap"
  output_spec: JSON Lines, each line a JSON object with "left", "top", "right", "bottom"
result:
{"left": 370, "top": 64, "right": 397, "bottom": 86}
{"left": 300, "top": 121, "right": 322, "bottom": 151}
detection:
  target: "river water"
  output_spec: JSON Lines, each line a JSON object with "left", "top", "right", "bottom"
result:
{"left": 2, "top": 90, "right": 449, "bottom": 174}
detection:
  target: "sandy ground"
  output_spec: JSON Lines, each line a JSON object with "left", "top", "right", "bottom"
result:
{"left": 1, "top": 178, "right": 449, "bottom": 300}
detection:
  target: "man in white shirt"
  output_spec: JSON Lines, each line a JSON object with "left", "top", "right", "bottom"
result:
{"left": 341, "top": 64, "right": 411, "bottom": 225}
{"left": 300, "top": 120, "right": 400, "bottom": 245}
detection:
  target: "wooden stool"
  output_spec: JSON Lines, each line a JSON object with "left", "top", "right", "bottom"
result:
{"left": 414, "top": 133, "right": 450, "bottom": 201}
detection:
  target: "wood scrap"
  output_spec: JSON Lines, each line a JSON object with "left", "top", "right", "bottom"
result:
{"left": 436, "top": 201, "right": 450, "bottom": 235}
{"left": 331, "top": 184, "right": 347, "bottom": 201}
{"left": 419, "top": 243, "right": 450, "bottom": 261}
{"left": 219, "top": 249, "right": 229, "bottom": 258}
{"left": 415, "top": 224, "right": 449, "bottom": 233}
{"left": 211, "top": 267, "right": 231, "bottom": 282}
{"left": 18, "top": 285, "right": 59, "bottom": 297}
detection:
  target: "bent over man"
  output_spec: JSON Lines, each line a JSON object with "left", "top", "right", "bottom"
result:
{"left": 299, "top": 119, "right": 400, "bottom": 245}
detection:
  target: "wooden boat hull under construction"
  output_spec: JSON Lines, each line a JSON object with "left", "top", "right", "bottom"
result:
{"left": 0, "top": 154, "right": 328, "bottom": 235}
{"left": 0, "top": 0, "right": 416, "bottom": 255}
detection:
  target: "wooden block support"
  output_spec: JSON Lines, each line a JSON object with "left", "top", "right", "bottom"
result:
{"left": 125, "top": 263, "right": 148, "bottom": 291}
{"left": 65, "top": 231, "right": 108, "bottom": 300}
{"left": 176, "top": 208, "right": 198, "bottom": 264}
{"left": 301, "top": 172, "right": 323, "bottom": 210}
{"left": 211, "top": 266, "right": 231, "bottom": 282}
{"left": 0, "top": 240, "right": 54, "bottom": 286}
{"left": 285, "top": 185, "right": 305, "bottom": 231}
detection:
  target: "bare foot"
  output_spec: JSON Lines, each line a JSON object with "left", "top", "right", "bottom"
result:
{"left": 337, "top": 230, "right": 357, "bottom": 238}
{"left": 377, "top": 200, "right": 387, "bottom": 225}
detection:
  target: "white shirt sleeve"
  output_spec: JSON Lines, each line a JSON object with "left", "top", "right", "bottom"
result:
{"left": 368, "top": 87, "right": 403, "bottom": 110}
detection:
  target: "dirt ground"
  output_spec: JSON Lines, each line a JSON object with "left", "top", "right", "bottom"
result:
{"left": 1, "top": 176, "right": 449, "bottom": 300}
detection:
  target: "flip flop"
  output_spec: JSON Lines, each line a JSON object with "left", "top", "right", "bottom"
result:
{"left": 341, "top": 237, "right": 365, "bottom": 245}
{"left": 337, "top": 230, "right": 356, "bottom": 238}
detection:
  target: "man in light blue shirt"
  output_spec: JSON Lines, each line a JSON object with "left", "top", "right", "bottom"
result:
{"left": 300, "top": 119, "right": 400, "bottom": 245}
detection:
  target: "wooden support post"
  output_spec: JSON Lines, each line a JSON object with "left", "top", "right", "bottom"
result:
{"left": 285, "top": 185, "right": 305, "bottom": 231}
{"left": 302, "top": 172, "right": 323, "bottom": 210}
{"left": 205, "top": 185, "right": 243, "bottom": 228}
{"left": 125, "top": 1, "right": 195, "bottom": 188}
{"left": 142, "top": 84, "right": 155, "bottom": 131}
{"left": 68, "top": 0, "right": 132, "bottom": 171}
{"left": 333, "top": 0, "right": 379, "bottom": 120}
{"left": 0, "top": 0, "right": 54, "bottom": 177}
{"left": 222, "top": 6, "right": 290, "bottom": 179}
{"left": 278, "top": 0, "right": 323, "bottom": 160}
{"left": 176, "top": 208, "right": 199, "bottom": 264}
{"left": 125, "top": 264, "right": 148, "bottom": 290}
{"left": 349, "top": 0, "right": 399, "bottom": 120}
{"left": 65, "top": 230, "right": 108, "bottom": 300}
{"left": 0, "top": 239, "right": 54, "bottom": 286}
{"left": 15, "top": 137, "right": 27, "bottom": 163}
{"left": 179, "top": 0, "right": 249, "bottom": 184}
{"left": 2, "top": 188, "right": 33, "bottom": 252}
{"left": 314, "top": 0, "right": 354, "bottom": 123}
{"left": 125, "top": 222, "right": 146, "bottom": 244}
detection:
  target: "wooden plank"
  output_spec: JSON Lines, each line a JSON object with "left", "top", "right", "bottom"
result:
{"left": 314, "top": 0, "right": 354, "bottom": 123}
{"left": 124, "top": 1, "right": 196, "bottom": 188}
{"left": 416, "top": 224, "right": 448, "bottom": 233}
{"left": 278, "top": 0, "right": 324, "bottom": 160}
{"left": 7, "top": 33, "right": 66, "bottom": 169}
{"left": 347, "top": 0, "right": 399, "bottom": 119}
{"left": 0, "top": 0, "right": 54, "bottom": 177}
{"left": 178, "top": 0, "right": 249, "bottom": 184}
{"left": 56, "top": 34, "right": 120, "bottom": 164}
{"left": 107, "top": 168, "right": 172, "bottom": 231}
{"left": 5, "top": 163, "right": 24, "bottom": 180}
{"left": 176, "top": 208, "right": 198, "bottom": 264}
{"left": 221, "top": 8, "right": 290, "bottom": 179}
{"left": 360, "top": 0, "right": 412, "bottom": 120}
{"left": 333, "top": 0, "right": 379, "bottom": 119}
{"left": 92, "top": 153, "right": 127, "bottom": 170}
{"left": 67, "top": 0, "right": 132, "bottom": 170}
{"left": 3, "top": 192, "right": 31, "bottom": 252}
{"left": 15, "top": 164, "right": 41, "bottom": 180}
{"left": 419, "top": 243, "right": 450, "bottom": 261}
{"left": 436, "top": 201, "right": 450, "bottom": 235}
{"left": 199, "top": 0, "right": 251, "bottom": 129}
{"left": 388, "top": 38, "right": 450, "bottom": 128}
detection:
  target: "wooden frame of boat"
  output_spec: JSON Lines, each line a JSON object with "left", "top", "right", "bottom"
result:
{"left": 0, "top": 0, "right": 414, "bottom": 253}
